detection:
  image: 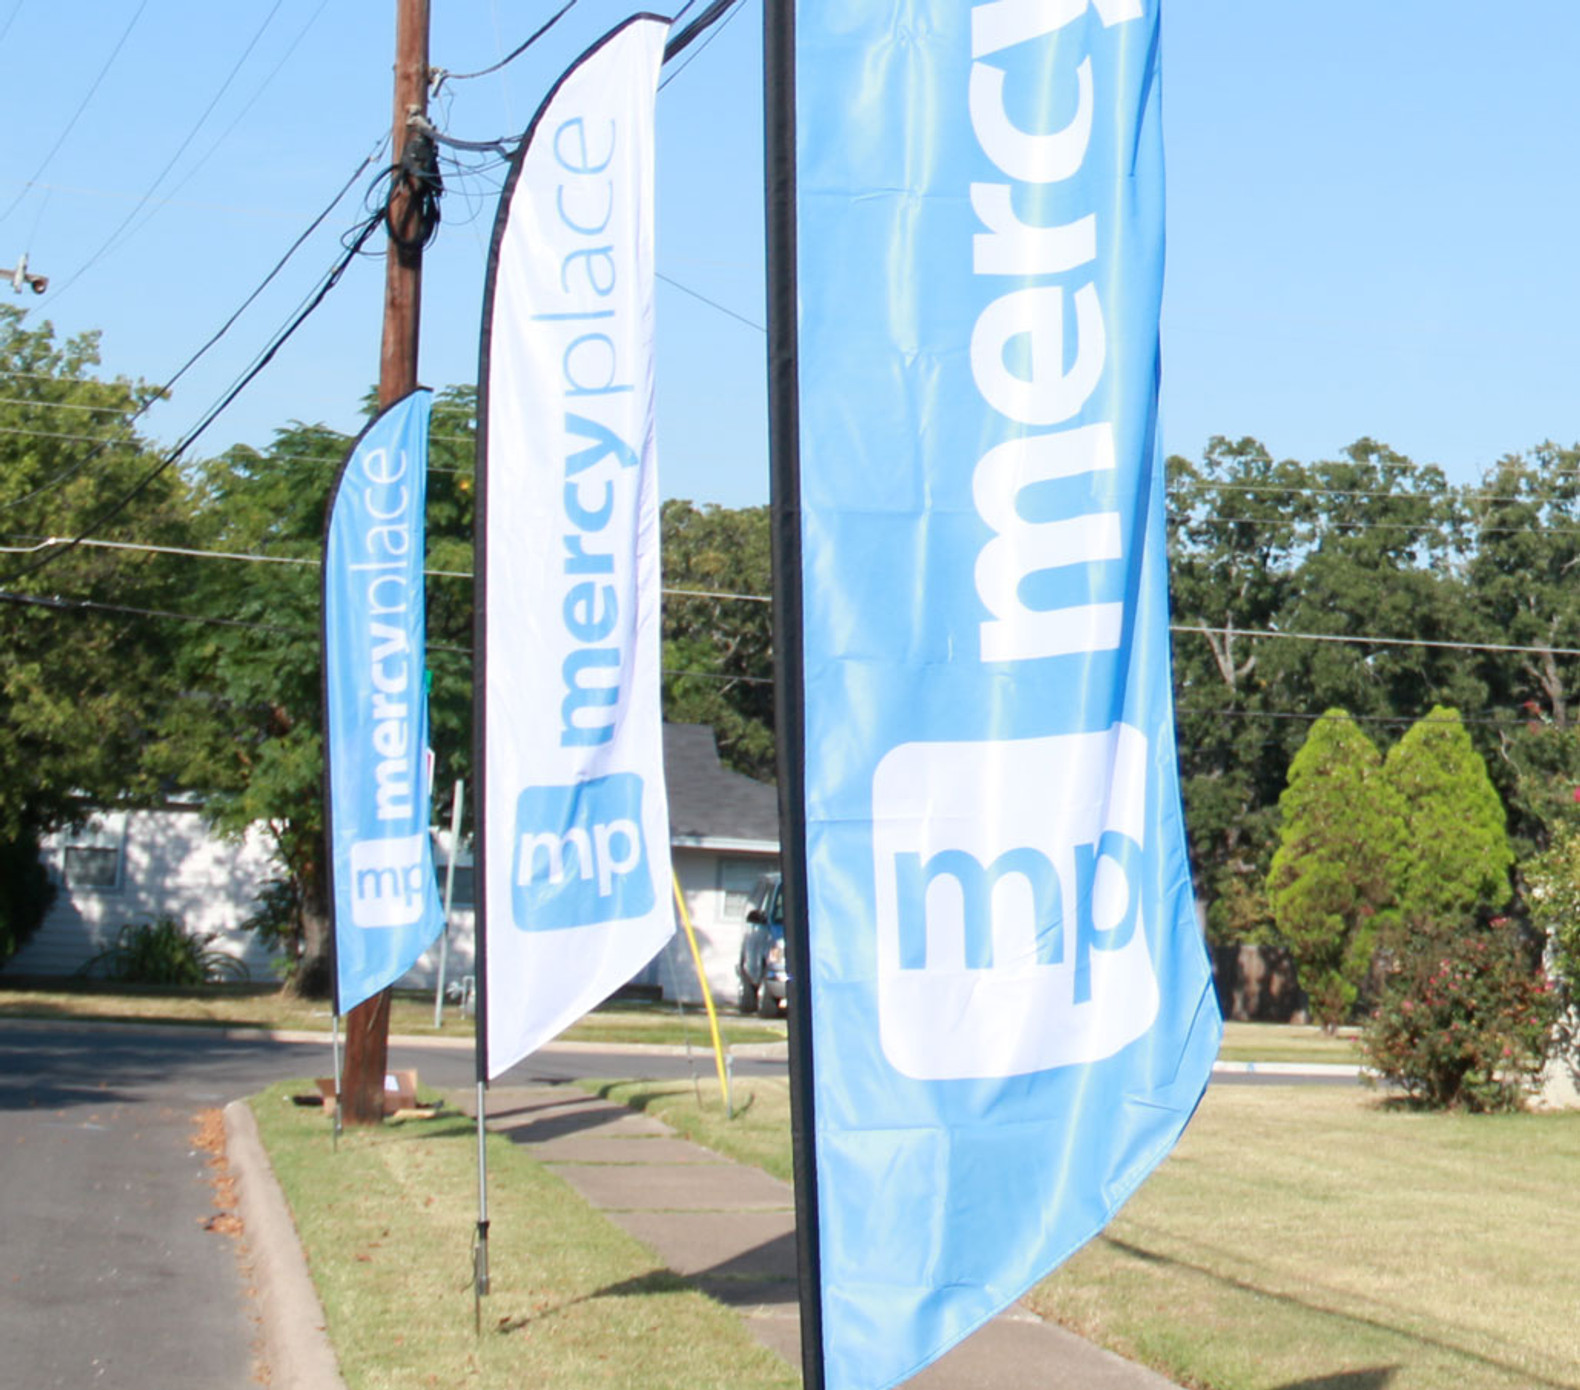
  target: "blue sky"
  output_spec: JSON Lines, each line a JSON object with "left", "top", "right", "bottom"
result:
{"left": 5, "top": 1, "right": 1580, "bottom": 511}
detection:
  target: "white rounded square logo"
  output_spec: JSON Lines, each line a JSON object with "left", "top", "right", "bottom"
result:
{"left": 349, "top": 834, "right": 430, "bottom": 929}
{"left": 872, "top": 724, "right": 1159, "bottom": 1080}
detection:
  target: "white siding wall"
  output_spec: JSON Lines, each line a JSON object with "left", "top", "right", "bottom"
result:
{"left": 397, "top": 846, "right": 778, "bottom": 1010}
{"left": 9, "top": 810, "right": 283, "bottom": 980}
{"left": 398, "top": 905, "right": 477, "bottom": 1000}
{"left": 632, "top": 847, "right": 777, "bottom": 1006}
{"left": 9, "top": 811, "right": 776, "bottom": 1015}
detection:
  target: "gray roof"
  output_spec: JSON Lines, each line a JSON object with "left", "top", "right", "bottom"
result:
{"left": 664, "top": 723, "right": 780, "bottom": 847}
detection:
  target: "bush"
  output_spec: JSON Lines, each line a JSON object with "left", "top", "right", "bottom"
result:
{"left": 77, "top": 917, "right": 249, "bottom": 986}
{"left": 1362, "top": 923, "right": 1555, "bottom": 1112}
{"left": 0, "top": 830, "right": 55, "bottom": 964}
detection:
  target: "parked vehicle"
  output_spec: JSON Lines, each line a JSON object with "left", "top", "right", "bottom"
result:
{"left": 736, "top": 872, "right": 786, "bottom": 1018}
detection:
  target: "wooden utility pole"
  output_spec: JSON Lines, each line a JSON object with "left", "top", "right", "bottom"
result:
{"left": 341, "top": 0, "right": 431, "bottom": 1126}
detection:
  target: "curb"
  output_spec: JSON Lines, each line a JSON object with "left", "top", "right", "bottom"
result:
{"left": 1212, "top": 1060, "right": 1365, "bottom": 1078}
{"left": 223, "top": 1100, "right": 347, "bottom": 1390}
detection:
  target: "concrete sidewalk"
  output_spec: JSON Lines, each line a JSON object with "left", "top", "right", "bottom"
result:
{"left": 465, "top": 1082, "right": 1180, "bottom": 1389}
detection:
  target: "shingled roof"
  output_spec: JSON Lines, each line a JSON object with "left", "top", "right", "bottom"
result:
{"left": 663, "top": 723, "right": 780, "bottom": 848}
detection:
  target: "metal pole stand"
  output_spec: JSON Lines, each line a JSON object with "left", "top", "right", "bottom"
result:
{"left": 473, "top": 1079, "right": 490, "bottom": 1334}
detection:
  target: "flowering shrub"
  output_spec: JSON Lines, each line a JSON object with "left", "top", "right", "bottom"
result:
{"left": 1361, "top": 923, "right": 1555, "bottom": 1112}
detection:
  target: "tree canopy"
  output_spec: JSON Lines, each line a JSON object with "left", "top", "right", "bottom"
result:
{"left": 11, "top": 296, "right": 1580, "bottom": 1005}
{"left": 0, "top": 307, "right": 190, "bottom": 842}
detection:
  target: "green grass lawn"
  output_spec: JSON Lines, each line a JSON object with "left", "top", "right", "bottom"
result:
{"left": 582, "top": 1077, "right": 1580, "bottom": 1390}
{"left": 1217, "top": 1021, "right": 1363, "bottom": 1066}
{"left": 0, "top": 980, "right": 784, "bottom": 1049}
{"left": 249, "top": 1080, "right": 797, "bottom": 1390}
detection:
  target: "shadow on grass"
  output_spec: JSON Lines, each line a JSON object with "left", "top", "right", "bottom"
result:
{"left": 589, "top": 1081, "right": 691, "bottom": 1112}
{"left": 1272, "top": 1370, "right": 1398, "bottom": 1390}
{"left": 1105, "top": 1238, "right": 1569, "bottom": 1389}
{"left": 588, "top": 1080, "right": 758, "bottom": 1121}
{"left": 484, "top": 1086, "right": 659, "bottom": 1144}
{"left": 493, "top": 1268, "right": 693, "bottom": 1336}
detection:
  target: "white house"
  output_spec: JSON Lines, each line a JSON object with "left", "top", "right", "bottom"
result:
{"left": 7, "top": 724, "right": 780, "bottom": 1007}
{"left": 399, "top": 723, "right": 781, "bottom": 1007}
{"left": 10, "top": 806, "right": 282, "bottom": 980}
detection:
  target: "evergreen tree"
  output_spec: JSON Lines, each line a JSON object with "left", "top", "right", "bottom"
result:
{"left": 1267, "top": 711, "right": 1406, "bottom": 1029}
{"left": 1383, "top": 706, "right": 1512, "bottom": 933}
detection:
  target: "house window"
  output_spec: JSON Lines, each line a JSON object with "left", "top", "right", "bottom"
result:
{"left": 58, "top": 813, "right": 127, "bottom": 892}
{"left": 719, "top": 859, "right": 764, "bottom": 919}
{"left": 64, "top": 847, "right": 120, "bottom": 889}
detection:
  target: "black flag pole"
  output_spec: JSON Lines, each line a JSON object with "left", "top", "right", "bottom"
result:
{"left": 763, "top": 2, "right": 825, "bottom": 1386}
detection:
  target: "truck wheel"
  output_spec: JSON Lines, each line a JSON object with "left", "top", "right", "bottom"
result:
{"left": 757, "top": 987, "right": 779, "bottom": 1019}
{"left": 737, "top": 978, "right": 759, "bottom": 1015}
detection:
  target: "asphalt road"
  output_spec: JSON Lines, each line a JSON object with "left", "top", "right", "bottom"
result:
{"left": 0, "top": 1017, "right": 792, "bottom": 1388}
{"left": 0, "top": 1023, "right": 319, "bottom": 1389}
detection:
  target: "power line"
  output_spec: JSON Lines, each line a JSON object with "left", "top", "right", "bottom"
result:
{"left": 7, "top": 579, "right": 1560, "bottom": 698}
{"left": 0, "top": 585, "right": 770, "bottom": 682}
{"left": 38, "top": 0, "right": 288, "bottom": 309}
{"left": 0, "top": 424, "right": 138, "bottom": 449}
{"left": 431, "top": 0, "right": 734, "bottom": 95}
{"left": 1174, "top": 624, "right": 1580, "bottom": 660}
{"left": 1170, "top": 479, "right": 1456, "bottom": 503}
{"left": 423, "top": 0, "right": 744, "bottom": 162}
{"left": 0, "top": 139, "right": 386, "bottom": 516}
{"left": 7, "top": 530, "right": 1578, "bottom": 659}
{"left": 0, "top": 0, "right": 149, "bottom": 229}
{"left": 657, "top": 270, "right": 764, "bottom": 333}
{"left": 0, "top": 419, "right": 474, "bottom": 481}
{"left": 1176, "top": 707, "right": 1522, "bottom": 730}
{"left": 0, "top": 534, "right": 775, "bottom": 607}
{"left": 14, "top": 418, "right": 1580, "bottom": 539}
{"left": 110, "top": 0, "right": 334, "bottom": 254}
{"left": 431, "top": 0, "right": 578, "bottom": 89}
{"left": 660, "top": 0, "right": 747, "bottom": 89}
{"left": 0, "top": 585, "right": 303, "bottom": 637}
{"left": 1172, "top": 515, "right": 1580, "bottom": 539}
{"left": 0, "top": 396, "right": 137, "bottom": 417}
{"left": 2, "top": 209, "right": 384, "bottom": 584}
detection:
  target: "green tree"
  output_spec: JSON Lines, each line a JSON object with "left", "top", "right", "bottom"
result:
{"left": 0, "top": 307, "right": 189, "bottom": 958}
{"left": 1465, "top": 446, "right": 1580, "bottom": 853}
{"left": 1168, "top": 437, "right": 1311, "bottom": 942}
{"left": 145, "top": 388, "right": 476, "bottom": 993}
{"left": 1268, "top": 440, "right": 1483, "bottom": 730}
{"left": 1383, "top": 706, "right": 1512, "bottom": 933}
{"left": 1267, "top": 710, "right": 1406, "bottom": 1029}
{"left": 660, "top": 500, "right": 774, "bottom": 780}
{"left": 1166, "top": 437, "right": 1483, "bottom": 945}
{"left": 145, "top": 421, "right": 340, "bottom": 990}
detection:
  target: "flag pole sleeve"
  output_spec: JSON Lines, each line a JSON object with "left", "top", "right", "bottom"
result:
{"left": 764, "top": 0, "right": 824, "bottom": 1383}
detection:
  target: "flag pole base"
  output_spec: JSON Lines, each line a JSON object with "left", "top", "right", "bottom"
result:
{"left": 473, "top": 1219, "right": 491, "bottom": 1335}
